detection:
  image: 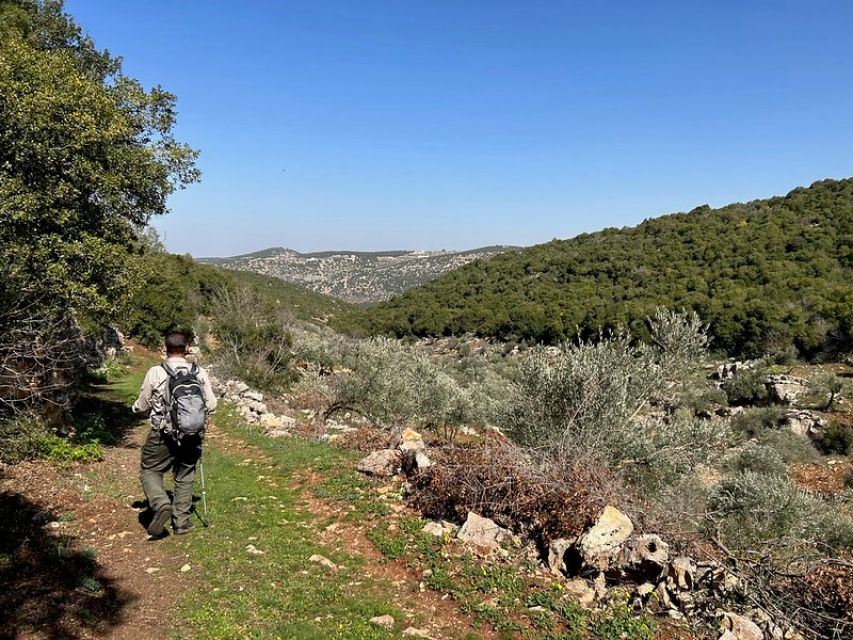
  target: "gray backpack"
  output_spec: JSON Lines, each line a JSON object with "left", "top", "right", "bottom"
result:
{"left": 162, "top": 362, "right": 208, "bottom": 442}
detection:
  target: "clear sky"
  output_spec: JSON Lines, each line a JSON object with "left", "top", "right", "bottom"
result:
{"left": 66, "top": 1, "right": 853, "bottom": 257}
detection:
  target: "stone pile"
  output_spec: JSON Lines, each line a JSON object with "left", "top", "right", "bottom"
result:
{"left": 764, "top": 375, "right": 810, "bottom": 405}
{"left": 783, "top": 409, "right": 827, "bottom": 441}
{"left": 715, "top": 360, "right": 759, "bottom": 380}
{"left": 539, "top": 505, "right": 800, "bottom": 640}
{"left": 210, "top": 377, "right": 296, "bottom": 437}
{"left": 356, "top": 427, "right": 432, "bottom": 478}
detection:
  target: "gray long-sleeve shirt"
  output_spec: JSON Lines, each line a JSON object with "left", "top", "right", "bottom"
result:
{"left": 132, "top": 357, "right": 217, "bottom": 429}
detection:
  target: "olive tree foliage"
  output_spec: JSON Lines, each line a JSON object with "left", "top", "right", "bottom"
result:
{"left": 288, "top": 326, "right": 506, "bottom": 436}
{"left": 504, "top": 310, "right": 726, "bottom": 482}
{"left": 0, "top": 1, "right": 198, "bottom": 419}
{"left": 208, "top": 287, "right": 296, "bottom": 394}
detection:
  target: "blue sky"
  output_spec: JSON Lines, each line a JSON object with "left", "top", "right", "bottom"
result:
{"left": 66, "top": 1, "right": 853, "bottom": 256}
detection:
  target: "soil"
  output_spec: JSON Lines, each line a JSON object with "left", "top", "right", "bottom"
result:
{"left": 0, "top": 424, "right": 181, "bottom": 640}
{"left": 0, "top": 397, "right": 490, "bottom": 639}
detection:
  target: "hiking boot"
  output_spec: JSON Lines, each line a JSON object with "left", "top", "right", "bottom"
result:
{"left": 173, "top": 523, "right": 196, "bottom": 535}
{"left": 147, "top": 505, "right": 172, "bottom": 537}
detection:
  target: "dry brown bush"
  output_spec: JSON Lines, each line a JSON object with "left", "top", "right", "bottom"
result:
{"left": 334, "top": 425, "right": 393, "bottom": 452}
{"left": 407, "top": 442, "right": 622, "bottom": 544}
{"left": 797, "top": 560, "right": 853, "bottom": 625}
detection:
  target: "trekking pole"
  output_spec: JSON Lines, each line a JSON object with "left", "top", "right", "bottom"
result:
{"left": 196, "top": 458, "right": 210, "bottom": 527}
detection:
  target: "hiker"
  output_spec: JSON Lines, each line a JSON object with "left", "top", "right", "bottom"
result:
{"left": 132, "top": 331, "right": 216, "bottom": 537}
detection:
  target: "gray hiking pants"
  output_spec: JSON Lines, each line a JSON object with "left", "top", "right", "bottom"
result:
{"left": 139, "top": 429, "right": 202, "bottom": 529}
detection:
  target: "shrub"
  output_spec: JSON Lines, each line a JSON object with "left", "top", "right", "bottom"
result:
{"left": 682, "top": 385, "right": 728, "bottom": 416}
{"left": 808, "top": 370, "right": 844, "bottom": 410}
{"left": 0, "top": 413, "right": 107, "bottom": 464}
{"left": 83, "top": 353, "right": 127, "bottom": 385}
{"left": 816, "top": 421, "right": 853, "bottom": 456}
{"left": 592, "top": 600, "right": 656, "bottom": 640}
{"left": 722, "top": 363, "right": 769, "bottom": 405}
{"left": 210, "top": 287, "right": 297, "bottom": 393}
{"left": 299, "top": 332, "right": 508, "bottom": 437}
{"left": 502, "top": 313, "right": 727, "bottom": 487}
{"left": 726, "top": 442, "right": 788, "bottom": 477}
{"left": 74, "top": 413, "right": 116, "bottom": 446}
{"left": 730, "top": 406, "right": 785, "bottom": 439}
{"left": 38, "top": 435, "right": 103, "bottom": 463}
{"left": 757, "top": 430, "right": 820, "bottom": 465}
{"left": 0, "top": 414, "right": 51, "bottom": 463}
{"left": 707, "top": 471, "right": 853, "bottom": 553}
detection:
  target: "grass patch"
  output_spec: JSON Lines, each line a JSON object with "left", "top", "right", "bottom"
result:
{"left": 162, "top": 404, "right": 412, "bottom": 640}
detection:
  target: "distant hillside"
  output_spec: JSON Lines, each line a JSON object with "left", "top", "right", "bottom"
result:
{"left": 199, "top": 246, "right": 518, "bottom": 304}
{"left": 361, "top": 178, "right": 853, "bottom": 358}
{"left": 123, "top": 253, "right": 354, "bottom": 346}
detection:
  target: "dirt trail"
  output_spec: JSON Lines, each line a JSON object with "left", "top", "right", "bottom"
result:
{"left": 1, "top": 377, "right": 489, "bottom": 639}
{"left": 0, "top": 414, "right": 182, "bottom": 640}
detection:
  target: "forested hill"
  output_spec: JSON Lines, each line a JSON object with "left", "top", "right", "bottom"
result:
{"left": 362, "top": 178, "right": 853, "bottom": 358}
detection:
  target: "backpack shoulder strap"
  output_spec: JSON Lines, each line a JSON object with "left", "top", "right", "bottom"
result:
{"left": 189, "top": 363, "right": 200, "bottom": 376}
{"left": 162, "top": 362, "right": 177, "bottom": 378}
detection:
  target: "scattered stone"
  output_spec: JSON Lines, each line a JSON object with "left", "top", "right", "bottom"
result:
{"left": 765, "top": 375, "right": 809, "bottom": 405}
{"left": 46, "top": 521, "right": 61, "bottom": 530}
{"left": 669, "top": 556, "right": 696, "bottom": 591}
{"left": 616, "top": 534, "right": 669, "bottom": 579}
{"left": 180, "top": 563, "right": 191, "bottom": 573}
{"left": 369, "top": 614, "right": 395, "bottom": 629}
{"left": 402, "top": 628, "right": 433, "bottom": 638}
{"left": 309, "top": 554, "right": 339, "bottom": 572}
{"left": 720, "top": 611, "right": 763, "bottom": 640}
{"left": 145, "top": 567, "right": 159, "bottom": 574}
{"left": 401, "top": 449, "right": 432, "bottom": 475}
{"left": 650, "top": 581, "right": 673, "bottom": 612}
{"left": 578, "top": 506, "right": 634, "bottom": 570}
{"left": 248, "top": 400, "right": 268, "bottom": 414}
{"left": 242, "top": 390, "right": 264, "bottom": 403}
{"left": 563, "top": 577, "right": 597, "bottom": 608}
{"left": 397, "top": 427, "right": 426, "bottom": 452}
{"left": 246, "top": 544, "right": 265, "bottom": 556}
{"left": 783, "top": 410, "right": 828, "bottom": 441}
{"left": 547, "top": 538, "right": 572, "bottom": 576}
{"left": 357, "top": 449, "right": 402, "bottom": 477}
{"left": 456, "top": 512, "right": 507, "bottom": 550}
{"left": 783, "top": 628, "right": 805, "bottom": 640}
{"left": 421, "top": 521, "right": 445, "bottom": 537}
{"left": 716, "top": 360, "right": 757, "bottom": 380}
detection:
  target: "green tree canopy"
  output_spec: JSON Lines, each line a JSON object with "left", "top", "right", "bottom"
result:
{"left": 362, "top": 178, "right": 853, "bottom": 359}
{"left": 0, "top": 0, "right": 199, "bottom": 318}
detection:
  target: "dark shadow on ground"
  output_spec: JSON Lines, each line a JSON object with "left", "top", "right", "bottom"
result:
{"left": 0, "top": 491, "right": 137, "bottom": 640}
{"left": 72, "top": 387, "right": 141, "bottom": 450}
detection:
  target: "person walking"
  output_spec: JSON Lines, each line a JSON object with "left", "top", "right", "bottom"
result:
{"left": 132, "top": 331, "right": 217, "bottom": 537}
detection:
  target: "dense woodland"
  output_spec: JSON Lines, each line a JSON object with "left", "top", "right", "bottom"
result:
{"left": 363, "top": 179, "right": 853, "bottom": 359}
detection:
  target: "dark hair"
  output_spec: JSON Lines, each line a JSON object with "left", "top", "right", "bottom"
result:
{"left": 164, "top": 331, "right": 189, "bottom": 354}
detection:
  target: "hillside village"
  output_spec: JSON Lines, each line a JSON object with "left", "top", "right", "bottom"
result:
{"left": 202, "top": 247, "right": 516, "bottom": 304}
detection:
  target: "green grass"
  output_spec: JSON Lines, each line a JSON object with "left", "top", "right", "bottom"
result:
{"left": 95, "top": 354, "right": 660, "bottom": 640}
{"left": 158, "top": 405, "right": 417, "bottom": 640}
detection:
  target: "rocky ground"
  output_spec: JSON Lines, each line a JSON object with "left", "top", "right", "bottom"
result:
{"left": 0, "top": 354, "right": 490, "bottom": 639}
